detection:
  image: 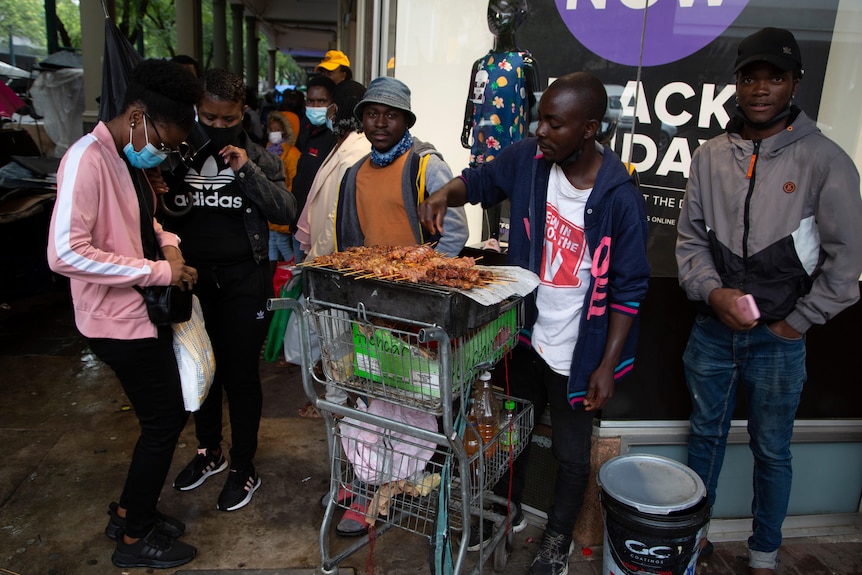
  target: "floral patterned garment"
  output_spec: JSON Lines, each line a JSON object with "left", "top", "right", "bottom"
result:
{"left": 468, "top": 50, "right": 531, "bottom": 166}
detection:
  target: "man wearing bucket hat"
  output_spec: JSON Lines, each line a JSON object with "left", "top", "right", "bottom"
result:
{"left": 316, "top": 50, "right": 352, "bottom": 85}
{"left": 334, "top": 77, "right": 468, "bottom": 259}
{"left": 676, "top": 28, "right": 862, "bottom": 575}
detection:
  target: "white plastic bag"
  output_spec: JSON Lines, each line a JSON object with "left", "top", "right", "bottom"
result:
{"left": 283, "top": 294, "right": 321, "bottom": 365}
{"left": 340, "top": 399, "right": 438, "bottom": 485}
{"left": 172, "top": 295, "right": 215, "bottom": 412}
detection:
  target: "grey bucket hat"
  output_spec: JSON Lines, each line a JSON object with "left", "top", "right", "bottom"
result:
{"left": 353, "top": 77, "right": 417, "bottom": 127}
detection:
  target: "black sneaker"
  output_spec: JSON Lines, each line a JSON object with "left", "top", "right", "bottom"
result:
{"left": 494, "top": 501, "right": 528, "bottom": 533}
{"left": 467, "top": 501, "right": 527, "bottom": 552}
{"left": 105, "top": 501, "right": 185, "bottom": 541}
{"left": 528, "top": 529, "right": 575, "bottom": 575}
{"left": 217, "top": 465, "right": 261, "bottom": 511}
{"left": 467, "top": 518, "right": 495, "bottom": 552}
{"left": 111, "top": 527, "right": 197, "bottom": 569}
{"left": 172, "top": 449, "right": 227, "bottom": 491}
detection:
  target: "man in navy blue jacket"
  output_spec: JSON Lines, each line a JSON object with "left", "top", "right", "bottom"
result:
{"left": 419, "top": 72, "right": 650, "bottom": 575}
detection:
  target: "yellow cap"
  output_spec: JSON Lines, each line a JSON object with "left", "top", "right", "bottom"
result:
{"left": 316, "top": 50, "right": 350, "bottom": 72}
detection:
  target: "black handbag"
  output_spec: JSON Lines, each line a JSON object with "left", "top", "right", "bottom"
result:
{"left": 129, "top": 163, "right": 193, "bottom": 326}
{"left": 135, "top": 284, "right": 193, "bottom": 326}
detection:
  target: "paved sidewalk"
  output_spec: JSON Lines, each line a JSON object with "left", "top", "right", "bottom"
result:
{"left": 0, "top": 291, "right": 860, "bottom": 575}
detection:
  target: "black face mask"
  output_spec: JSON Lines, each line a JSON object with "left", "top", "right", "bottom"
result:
{"left": 735, "top": 104, "right": 792, "bottom": 133}
{"left": 201, "top": 123, "right": 244, "bottom": 153}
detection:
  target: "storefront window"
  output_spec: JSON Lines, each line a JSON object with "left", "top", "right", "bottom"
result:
{"left": 393, "top": 0, "right": 862, "bottom": 422}
{"left": 396, "top": 0, "right": 862, "bottom": 275}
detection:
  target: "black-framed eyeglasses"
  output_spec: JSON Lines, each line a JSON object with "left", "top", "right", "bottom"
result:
{"left": 143, "top": 112, "right": 194, "bottom": 166}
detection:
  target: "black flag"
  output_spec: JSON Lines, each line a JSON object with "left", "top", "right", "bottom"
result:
{"left": 98, "top": 15, "right": 142, "bottom": 122}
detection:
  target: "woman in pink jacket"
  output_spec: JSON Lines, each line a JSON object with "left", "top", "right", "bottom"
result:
{"left": 47, "top": 60, "right": 202, "bottom": 570}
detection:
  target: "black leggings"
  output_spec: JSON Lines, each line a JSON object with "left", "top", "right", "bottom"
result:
{"left": 88, "top": 328, "right": 189, "bottom": 538}
{"left": 191, "top": 259, "right": 272, "bottom": 469}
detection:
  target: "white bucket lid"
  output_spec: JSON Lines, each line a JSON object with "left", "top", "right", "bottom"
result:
{"left": 598, "top": 454, "right": 706, "bottom": 515}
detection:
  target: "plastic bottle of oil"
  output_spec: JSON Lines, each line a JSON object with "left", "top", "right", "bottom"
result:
{"left": 470, "top": 371, "right": 499, "bottom": 460}
{"left": 463, "top": 414, "right": 481, "bottom": 488}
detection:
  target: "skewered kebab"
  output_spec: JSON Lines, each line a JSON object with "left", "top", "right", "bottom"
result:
{"left": 306, "top": 245, "right": 496, "bottom": 289}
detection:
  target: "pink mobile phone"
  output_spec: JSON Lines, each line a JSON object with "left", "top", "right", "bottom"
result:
{"left": 736, "top": 294, "right": 761, "bottom": 322}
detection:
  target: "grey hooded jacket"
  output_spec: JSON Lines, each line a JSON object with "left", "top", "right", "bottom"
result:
{"left": 676, "top": 109, "right": 862, "bottom": 333}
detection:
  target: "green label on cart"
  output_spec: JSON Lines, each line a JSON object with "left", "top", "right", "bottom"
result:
{"left": 352, "top": 306, "right": 517, "bottom": 398}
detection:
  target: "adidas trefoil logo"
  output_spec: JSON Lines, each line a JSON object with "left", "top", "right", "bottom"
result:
{"left": 185, "top": 156, "right": 235, "bottom": 191}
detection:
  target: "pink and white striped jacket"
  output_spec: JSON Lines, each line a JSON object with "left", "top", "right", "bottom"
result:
{"left": 48, "top": 121, "right": 179, "bottom": 340}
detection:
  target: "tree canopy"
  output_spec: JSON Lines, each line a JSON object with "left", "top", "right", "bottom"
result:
{"left": 0, "top": 0, "right": 303, "bottom": 87}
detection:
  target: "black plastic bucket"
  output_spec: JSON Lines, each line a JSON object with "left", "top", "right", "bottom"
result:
{"left": 598, "top": 454, "right": 710, "bottom": 575}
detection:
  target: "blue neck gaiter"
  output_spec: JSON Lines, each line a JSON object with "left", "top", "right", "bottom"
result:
{"left": 371, "top": 130, "right": 414, "bottom": 167}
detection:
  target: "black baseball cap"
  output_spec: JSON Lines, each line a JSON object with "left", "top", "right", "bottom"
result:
{"left": 734, "top": 27, "right": 803, "bottom": 75}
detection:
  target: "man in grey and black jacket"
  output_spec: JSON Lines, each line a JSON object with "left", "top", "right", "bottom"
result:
{"left": 676, "top": 27, "right": 862, "bottom": 575}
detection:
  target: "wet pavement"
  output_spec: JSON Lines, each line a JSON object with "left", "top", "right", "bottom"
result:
{"left": 0, "top": 289, "right": 860, "bottom": 575}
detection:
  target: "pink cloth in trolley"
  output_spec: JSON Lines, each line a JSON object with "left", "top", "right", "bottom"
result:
{"left": 340, "top": 398, "right": 438, "bottom": 486}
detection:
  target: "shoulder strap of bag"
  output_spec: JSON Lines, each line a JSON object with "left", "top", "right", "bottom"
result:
{"left": 410, "top": 153, "right": 438, "bottom": 245}
{"left": 415, "top": 153, "right": 430, "bottom": 205}
{"left": 127, "top": 163, "right": 166, "bottom": 300}
{"left": 127, "top": 162, "right": 163, "bottom": 262}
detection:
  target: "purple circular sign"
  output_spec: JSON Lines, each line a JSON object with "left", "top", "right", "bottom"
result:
{"left": 555, "top": 0, "right": 749, "bottom": 67}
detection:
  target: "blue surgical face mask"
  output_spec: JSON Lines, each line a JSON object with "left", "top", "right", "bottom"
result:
{"left": 123, "top": 114, "right": 168, "bottom": 169}
{"left": 305, "top": 106, "right": 329, "bottom": 127}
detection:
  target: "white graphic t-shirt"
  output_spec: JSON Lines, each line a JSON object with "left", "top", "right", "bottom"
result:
{"left": 531, "top": 164, "right": 593, "bottom": 376}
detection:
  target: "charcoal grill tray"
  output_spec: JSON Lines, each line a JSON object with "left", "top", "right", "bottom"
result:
{"left": 303, "top": 265, "right": 519, "bottom": 338}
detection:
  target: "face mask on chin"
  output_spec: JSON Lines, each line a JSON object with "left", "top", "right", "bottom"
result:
{"left": 201, "top": 122, "right": 244, "bottom": 153}
{"left": 556, "top": 144, "right": 583, "bottom": 168}
{"left": 735, "top": 104, "right": 792, "bottom": 133}
{"left": 123, "top": 114, "right": 168, "bottom": 169}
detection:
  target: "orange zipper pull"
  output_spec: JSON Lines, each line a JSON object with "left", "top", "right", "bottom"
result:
{"left": 747, "top": 152, "right": 757, "bottom": 179}
{"left": 747, "top": 140, "right": 762, "bottom": 179}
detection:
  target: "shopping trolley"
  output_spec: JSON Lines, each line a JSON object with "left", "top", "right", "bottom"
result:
{"left": 269, "top": 264, "right": 534, "bottom": 575}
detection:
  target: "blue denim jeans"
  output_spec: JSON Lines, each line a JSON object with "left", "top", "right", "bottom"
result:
{"left": 268, "top": 230, "right": 294, "bottom": 263}
{"left": 291, "top": 234, "right": 305, "bottom": 264}
{"left": 683, "top": 314, "right": 805, "bottom": 560}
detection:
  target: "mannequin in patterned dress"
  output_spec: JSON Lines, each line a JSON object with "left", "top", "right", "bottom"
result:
{"left": 461, "top": 0, "right": 540, "bottom": 245}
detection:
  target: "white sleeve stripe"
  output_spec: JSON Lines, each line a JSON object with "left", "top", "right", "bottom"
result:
{"left": 53, "top": 137, "right": 154, "bottom": 279}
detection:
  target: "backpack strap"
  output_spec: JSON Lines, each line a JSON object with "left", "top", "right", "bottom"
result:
{"left": 409, "top": 153, "right": 437, "bottom": 245}
{"left": 416, "top": 153, "right": 430, "bottom": 205}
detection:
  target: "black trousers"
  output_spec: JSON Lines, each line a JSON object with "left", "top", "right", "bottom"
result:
{"left": 493, "top": 345, "right": 593, "bottom": 537}
{"left": 191, "top": 258, "right": 272, "bottom": 470}
{"left": 88, "top": 328, "right": 189, "bottom": 538}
